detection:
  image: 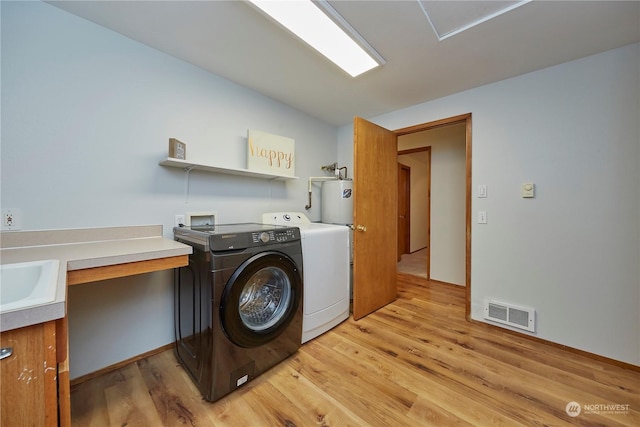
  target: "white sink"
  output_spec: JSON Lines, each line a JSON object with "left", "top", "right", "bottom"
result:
{"left": 0, "top": 260, "right": 60, "bottom": 313}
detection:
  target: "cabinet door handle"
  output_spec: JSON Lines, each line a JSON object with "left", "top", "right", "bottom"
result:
{"left": 0, "top": 347, "right": 13, "bottom": 360}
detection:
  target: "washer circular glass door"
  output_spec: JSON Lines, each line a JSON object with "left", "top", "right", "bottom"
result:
{"left": 221, "top": 251, "right": 301, "bottom": 348}
{"left": 239, "top": 266, "right": 291, "bottom": 331}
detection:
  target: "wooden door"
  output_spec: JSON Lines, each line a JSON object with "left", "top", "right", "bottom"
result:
{"left": 397, "top": 164, "right": 410, "bottom": 261}
{"left": 353, "top": 117, "right": 398, "bottom": 320}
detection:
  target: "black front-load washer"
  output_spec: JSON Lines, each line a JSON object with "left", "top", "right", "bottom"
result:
{"left": 173, "top": 223, "right": 303, "bottom": 402}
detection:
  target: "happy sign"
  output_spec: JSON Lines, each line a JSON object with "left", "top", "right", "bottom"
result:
{"left": 247, "top": 129, "right": 295, "bottom": 177}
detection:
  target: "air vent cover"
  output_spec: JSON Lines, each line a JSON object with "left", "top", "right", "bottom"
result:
{"left": 484, "top": 299, "right": 535, "bottom": 332}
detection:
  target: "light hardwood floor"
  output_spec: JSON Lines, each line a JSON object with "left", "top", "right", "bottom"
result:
{"left": 71, "top": 274, "right": 640, "bottom": 426}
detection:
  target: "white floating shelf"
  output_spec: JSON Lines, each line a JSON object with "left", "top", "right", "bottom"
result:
{"left": 159, "top": 158, "right": 298, "bottom": 181}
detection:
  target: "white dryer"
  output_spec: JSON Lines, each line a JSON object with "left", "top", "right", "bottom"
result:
{"left": 262, "top": 212, "right": 350, "bottom": 343}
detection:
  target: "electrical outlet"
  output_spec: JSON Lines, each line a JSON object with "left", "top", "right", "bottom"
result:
{"left": 174, "top": 214, "right": 186, "bottom": 227}
{"left": 2, "top": 208, "right": 21, "bottom": 230}
{"left": 4, "top": 211, "right": 14, "bottom": 227}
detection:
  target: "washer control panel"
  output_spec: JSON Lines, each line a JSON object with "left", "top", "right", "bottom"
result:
{"left": 175, "top": 223, "right": 300, "bottom": 251}
{"left": 252, "top": 228, "right": 298, "bottom": 244}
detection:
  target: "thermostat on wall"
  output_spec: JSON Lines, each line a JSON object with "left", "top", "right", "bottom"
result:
{"left": 522, "top": 182, "right": 535, "bottom": 198}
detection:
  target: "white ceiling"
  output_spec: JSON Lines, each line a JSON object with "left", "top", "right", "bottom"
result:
{"left": 49, "top": 0, "right": 640, "bottom": 126}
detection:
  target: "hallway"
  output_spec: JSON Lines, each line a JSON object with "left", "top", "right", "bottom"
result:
{"left": 397, "top": 248, "right": 427, "bottom": 278}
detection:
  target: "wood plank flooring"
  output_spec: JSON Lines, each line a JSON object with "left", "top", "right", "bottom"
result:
{"left": 70, "top": 274, "right": 640, "bottom": 426}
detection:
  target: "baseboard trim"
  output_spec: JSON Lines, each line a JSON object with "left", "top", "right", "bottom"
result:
{"left": 70, "top": 342, "right": 175, "bottom": 387}
{"left": 399, "top": 273, "right": 639, "bottom": 372}
{"left": 429, "top": 278, "right": 464, "bottom": 287}
{"left": 468, "top": 318, "right": 640, "bottom": 373}
{"left": 408, "top": 247, "right": 428, "bottom": 254}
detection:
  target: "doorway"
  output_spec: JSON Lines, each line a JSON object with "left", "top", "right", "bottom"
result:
{"left": 394, "top": 113, "right": 472, "bottom": 318}
{"left": 352, "top": 114, "right": 472, "bottom": 320}
{"left": 397, "top": 124, "right": 466, "bottom": 284}
{"left": 397, "top": 148, "right": 430, "bottom": 278}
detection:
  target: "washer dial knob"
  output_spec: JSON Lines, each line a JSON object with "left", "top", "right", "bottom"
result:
{"left": 259, "top": 232, "right": 270, "bottom": 243}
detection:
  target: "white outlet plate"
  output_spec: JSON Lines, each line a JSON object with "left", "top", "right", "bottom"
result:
{"left": 2, "top": 208, "right": 22, "bottom": 230}
{"left": 478, "top": 184, "right": 487, "bottom": 198}
{"left": 174, "top": 214, "right": 186, "bottom": 227}
{"left": 478, "top": 211, "right": 487, "bottom": 224}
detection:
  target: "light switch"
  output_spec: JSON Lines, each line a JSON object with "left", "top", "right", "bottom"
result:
{"left": 522, "top": 182, "right": 535, "bottom": 198}
{"left": 478, "top": 184, "right": 487, "bottom": 198}
{"left": 478, "top": 211, "right": 487, "bottom": 224}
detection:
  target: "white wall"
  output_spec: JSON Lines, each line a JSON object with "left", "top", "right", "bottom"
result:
{"left": 430, "top": 137, "right": 465, "bottom": 285}
{"left": 339, "top": 43, "right": 640, "bottom": 366}
{"left": 1, "top": 2, "right": 338, "bottom": 378}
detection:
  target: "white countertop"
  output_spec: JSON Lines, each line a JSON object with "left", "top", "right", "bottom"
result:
{"left": 0, "top": 225, "right": 191, "bottom": 332}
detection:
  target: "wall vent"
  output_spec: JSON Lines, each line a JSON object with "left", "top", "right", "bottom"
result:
{"left": 483, "top": 299, "right": 535, "bottom": 332}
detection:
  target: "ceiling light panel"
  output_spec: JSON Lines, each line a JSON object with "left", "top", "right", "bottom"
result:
{"left": 248, "top": 0, "right": 384, "bottom": 77}
{"left": 418, "top": 0, "right": 531, "bottom": 41}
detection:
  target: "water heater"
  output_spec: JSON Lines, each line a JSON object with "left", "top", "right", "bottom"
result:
{"left": 321, "top": 180, "right": 353, "bottom": 225}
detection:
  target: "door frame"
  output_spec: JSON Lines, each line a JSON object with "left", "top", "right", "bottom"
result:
{"left": 394, "top": 113, "right": 472, "bottom": 320}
